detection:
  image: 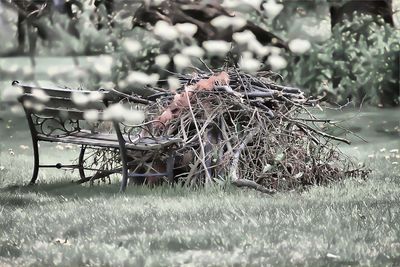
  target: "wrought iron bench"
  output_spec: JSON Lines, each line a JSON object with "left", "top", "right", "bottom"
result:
{"left": 13, "top": 81, "right": 181, "bottom": 192}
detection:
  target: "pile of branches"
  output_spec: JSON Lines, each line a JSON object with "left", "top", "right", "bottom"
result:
{"left": 139, "top": 67, "right": 366, "bottom": 193}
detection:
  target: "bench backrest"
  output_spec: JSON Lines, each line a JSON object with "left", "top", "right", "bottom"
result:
{"left": 13, "top": 81, "right": 126, "bottom": 138}
{"left": 15, "top": 82, "right": 113, "bottom": 119}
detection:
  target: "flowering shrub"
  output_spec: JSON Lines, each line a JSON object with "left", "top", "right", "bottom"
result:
{"left": 282, "top": 13, "right": 400, "bottom": 106}
{"left": 110, "top": 1, "right": 289, "bottom": 94}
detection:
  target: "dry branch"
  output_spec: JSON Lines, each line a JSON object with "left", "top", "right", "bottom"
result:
{"left": 232, "top": 179, "right": 276, "bottom": 195}
{"left": 83, "top": 66, "right": 366, "bottom": 192}
{"left": 141, "top": 67, "right": 364, "bottom": 191}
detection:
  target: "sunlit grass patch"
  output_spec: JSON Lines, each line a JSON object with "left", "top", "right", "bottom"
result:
{"left": 0, "top": 173, "right": 399, "bottom": 266}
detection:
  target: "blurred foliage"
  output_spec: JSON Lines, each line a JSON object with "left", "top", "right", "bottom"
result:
{"left": 281, "top": 13, "right": 399, "bottom": 106}
{"left": 0, "top": 0, "right": 398, "bottom": 106}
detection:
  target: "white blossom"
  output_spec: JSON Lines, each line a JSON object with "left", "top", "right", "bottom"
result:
{"left": 1, "top": 85, "right": 23, "bottom": 101}
{"left": 223, "top": 0, "right": 262, "bottom": 10}
{"left": 8, "top": 65, "right": 20, "bottom": 75}
{"left": 241, "top": 51, "right": 253, "bottom": 59}
{"left": 100, "top": 56, "right": 113, "bottom": 67}
{"left": 233, "top": 30, "right": 256, "bottom": 44}
{"left": 173, "top": 54, "right": 191, "bottom": 71}
{"left": 211, "top": 15, "right": 246, "bottom": 30}
{"left": 94, "top": 63, "right": 111, "bottom": 76}
{"left": 154, "top": 21, "right": 179, "bottom": 41}
{"left": 155, "top": 54, "right": 171, "bottom": 68}
{"left": 102, "top": 103, "right": 144, "bottom": 124}
{"left": 168, "top": 76, "right": 181, "bottom": 91}
{"left": 23, "top": 100, "right": 33, "bottom": 109}
{"left": 32, "top": 103, "right": 45, "bottom": 112}
{"left": 151, "top": 0, "right": 165, "bottom": 5}
{"left": 239, "top": 56, "right": 260, "bottom": 74}
{"left": 122, "top": 39, "right": 142, "bottom": 55}
{"left": 23, "top": 100, "right": 44, "bottom": 111}
{"left": 182, "top": 45, "right": 205, "bottom": 58}
{"left": 32, "top": 89, "right": 50, "bottom": 102}
{"left": 175, "top": 23, "right": 198, "bottom": 37}
{"left": 268, "top": 54, "right": 287, "bottom": 71}
{"left": 242, "top": 0, "right": 262, "bottom": 9}
{"left": 93, "top": 55, "right": 113, "bottom": 76}
{"left": 123, "top": 109, "right": 145, "bottom": 125}
{"left": 10, "top": 105, "right": 24, "bottom": 114}
{"left": 268, "top": 46, "right": 281, "bottom": 55}
{"left": 102, "top": 103, "right": 125, "bottom": 121}
{"left": 71, "top": 92, "right": 90, "bottom": 106}
{"left": 117, "top": 80, "right": 128, "bottom": 89}
{"left": 88, "top": 91, "right": 104, "bottom": 101}
{"left": 22, "top": 65, "right": 33, "bottom": 76}
{"left": 126, "top": 71, "right": 159, "bottom": 87}
{"left": 263, "top": 0, "right": 284, "bottom": 19}
{"left": 288, "top": 38, "right": 311, "bottom": 54}
{"left": 222, "top": 0, "right": 241, "bottom": 9}
{"left": 248, "top": 40, "right": 270, "bottom": 57}
{"left": 83, "top": 109, "right": 100, "bottom": 123}
{"left": 300, "top": 19, "right": 332, "bottom": 42}
{"left": 233, "top": 31, "right": 270, "bottom": 57}
{"left": 46, "top": 67, "right": 60, "bottom": 77}
{"left": 100, "top": 82, "right": 116, "bottom": 89}
{"left": 203, "top": 40, "right": 231, "bottom": 57}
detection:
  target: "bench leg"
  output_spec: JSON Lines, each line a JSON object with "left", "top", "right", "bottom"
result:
{"left": 118, "top": 147, "right": 129, "bottom": 193}
{"left": 113, "top": 121, "right": 129, "bottom": 192}
{"left": 78, "top": 145, "right": 87, "bottom": 181}
{"left": 29, "top": 140, "right": 40, "bottom": 185}
{"left": 115, "top": 142, "right": 128, "bottom": 193}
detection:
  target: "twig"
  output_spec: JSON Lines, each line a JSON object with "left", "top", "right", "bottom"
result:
{"left": 229, "top": 132, "right": 254, "bottom": 181}
{"left": 232, "top": 179, "right": 276, "bottom": 194}
{"left": 109, "top": 88, "right": 150, "bottom": 104}
{"left": 198, "top": 58, "right": 214, "bottom": 74}
{"left": 293, "top": 120, "right": 351, "bottom": 145}
{"left": 185, "top": 86, "right": 213, "bottom": 185}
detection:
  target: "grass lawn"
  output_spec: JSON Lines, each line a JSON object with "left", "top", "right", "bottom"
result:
{"left": 0, "top": 115, "right": 399, "bottom": 267}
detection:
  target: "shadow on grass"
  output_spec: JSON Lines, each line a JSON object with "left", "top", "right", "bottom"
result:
{"left": 0, "top": 182, "right": 115, "bottom": 208}
{"left": 0, "top": 180, "right": 200, "bottom": 204}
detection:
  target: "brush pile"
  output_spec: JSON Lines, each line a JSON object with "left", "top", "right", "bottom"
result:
{"left": 136, "top": 67, "right": 365, "bottom": 193}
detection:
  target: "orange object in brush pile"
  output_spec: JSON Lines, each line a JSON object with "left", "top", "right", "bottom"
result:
{"left": 154, "top": 71, "right": 230, "bottom": 128}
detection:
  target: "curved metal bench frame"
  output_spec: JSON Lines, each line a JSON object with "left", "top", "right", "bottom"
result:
{"left": 14, "top": 81, "right": 181, "bottom": 192}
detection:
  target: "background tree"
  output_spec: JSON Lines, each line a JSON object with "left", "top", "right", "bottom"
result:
{"left": 0, "top": 0, "right": 398, "bottom": 106}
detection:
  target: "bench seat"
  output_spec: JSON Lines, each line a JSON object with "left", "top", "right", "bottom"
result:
{"left": 37, "top": 130, "right": 181, "bottom": 151}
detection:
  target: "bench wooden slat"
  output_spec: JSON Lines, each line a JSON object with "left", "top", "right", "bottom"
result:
{"left": 27, "top": 107, "right": 86, "bottom": 120}
{"left": 17, "top": 84, "right": 106, "bottom": 98}
{"left": 21, "top": 94, "right": 107, "bottom": 110}
{"left": 72, "top": 130, "right": 120, "bottom": 141}
{"left": 37, "top": 132, "right": 182, "bottom": 151}
{"left": 37, "top": 133, "right": 121, "bottom": 149}
{"left": 133, "top": 137, "right": 183, "bottom": 150}
{"left": 15, "top": 82, "right": 147, "bottom": 104}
